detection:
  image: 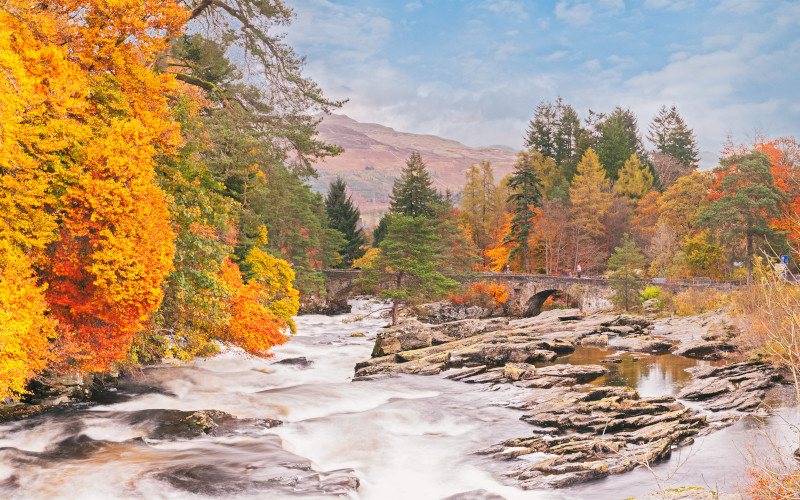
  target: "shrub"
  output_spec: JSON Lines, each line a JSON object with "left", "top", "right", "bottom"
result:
{"left": 672, "top": 288, "right": 726, "bottom": 316}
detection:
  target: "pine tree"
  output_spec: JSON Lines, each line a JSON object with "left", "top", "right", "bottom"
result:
{"left": 325, "top": 177, "right": 367, "bottom": 268}
{"left": 596, "top": 107, "right": 647, "bottom": 180}
{"left": 648, "top": 105, "right": 699, "bottom": 170}
{"left": 372, "top": 215, "right": 388, "bottom": 248}
{"left": 607, "top": 234, "right": 646, "bottom": 311}
{"left": 389, "top": 152, "right": 440, "bottom": 217}
{"left": 698, "top": 150, "right": 788, "bottom": 283}
{"left": 525, "top": 97, "right": 582, "bottom": 180}
{"left": 358, "top": 214, "right": 459, "bottom": 325}
{"left": 615, "top": 154, "right": 654, "bottom": 200}
{"left": 503, "top": 150, "right": 544, "bottom": 274}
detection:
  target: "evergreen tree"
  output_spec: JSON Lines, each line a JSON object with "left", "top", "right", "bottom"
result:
{"left": 615, "top": 154, "right": 654, "bottom": 200}
{"left": 698, "top": 150, "right": 788, "bottom": 283}
{"left": 503, "top": 150, "right": 544, "bottom": 274}
{"left": 389, "top": 152, "right": 440, "bottom": 217}
{"left": 596, "top": 107, "right": 648, "bottom": 180}
{"left": 325, "top": 177, "right": 367, "bottom": 268}
{"left": 358, "top": 215, "right": 459, "bottom": 325}
{"left": 608, "top": 234, "right": 646, "bottom": 311}
{"left": 372, "top": 215, "right": 388, "bottom": 248}
{"left": 648, "top": 105, "right": 699, "bottom": 170}
{"left": 525, "top": 97, "right": 582, "bottom": 181}
{"left": 569, "top": 148, "right": 612, "bottom": 270}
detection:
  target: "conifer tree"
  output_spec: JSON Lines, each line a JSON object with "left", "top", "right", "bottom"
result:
{"left": 358, "top": 215, "right": 458, "bottom": 325}
{"left": 648, "top": 105, "right": 699, "bottom": 170}
{"left": 569, "top": 148, "right": 612, "bottom": 270}
{"left": 372, "top": 216, "right": 388, "bottom": 248}
{"left": 503, "top": 150, "right": 544, "bottom": 274}
{"left": 461, "top": 161, "right": 498, "bottom": 266}
{"left": 608, "top": 234, "right": 646, "bottom": 311}
{"left": 615, "top": 154, "right": 654, "bottom": 200}
{"left": 698, "top": 150, "right": 788, "bottom": 283}
{"left": 325, "top": 177, "right": 367, "bottom": 268}
{"left": 389, "top": 152, "right": 440, "bottom": 218}
{"left": 596, "top": 107, "right": 648, "bottom": 180}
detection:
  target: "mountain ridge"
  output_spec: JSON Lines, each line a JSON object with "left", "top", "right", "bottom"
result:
{"left": 309, "top": 114, "right": 518, "bottom": 226}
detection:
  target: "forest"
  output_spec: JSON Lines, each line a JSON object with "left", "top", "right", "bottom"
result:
{"left": 2, "top": 0, "right": 799, "bottom": 406}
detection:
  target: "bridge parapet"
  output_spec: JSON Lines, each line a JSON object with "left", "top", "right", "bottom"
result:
{"left": 320, "top": 270, "right": 741, "bottom": 317}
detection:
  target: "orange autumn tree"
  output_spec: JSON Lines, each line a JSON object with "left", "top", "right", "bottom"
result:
{"left": 2, "top": 0, "right": 186, "bottom": 373}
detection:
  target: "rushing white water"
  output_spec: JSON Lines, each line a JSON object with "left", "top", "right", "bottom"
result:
{"left": 0, "top": 300, "right": 797, "bottom": 500}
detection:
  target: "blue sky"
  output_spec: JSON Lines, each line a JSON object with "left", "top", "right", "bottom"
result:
{"left": 285, "top": 0, "right": 800, "bottom": 167}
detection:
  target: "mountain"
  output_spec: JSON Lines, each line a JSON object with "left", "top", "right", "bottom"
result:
{"left": 308, "top": 114, "right": 518, "bottom": 227}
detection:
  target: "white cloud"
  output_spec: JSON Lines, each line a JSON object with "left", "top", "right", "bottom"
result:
{"left": 404, "top": 1, "right": 422, "bottom": 12}
{"left": 644, "top": 0, "right": 696, "bottom": 11}
{"left": 554, "top": 1, "right": 594, "bottom": 26}
{"left": 715, "top": 0, "right": 761, "bottom": 14}
{"left": 485, "top": 0, "right": 530, "bottom": 21}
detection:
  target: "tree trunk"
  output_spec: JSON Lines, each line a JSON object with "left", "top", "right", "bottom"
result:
{"left": 392, "top": 300, "right": 399, "bottom": 325}
{"left": 524, "top": 242, "right": 531, "bottom": 274}
{"left": 746, "top": 232, "right": 753, "bottom": 285}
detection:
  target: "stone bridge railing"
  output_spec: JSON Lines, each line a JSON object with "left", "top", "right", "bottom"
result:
{"left": 321, "top": 270, "right": 742, "bottom": 317}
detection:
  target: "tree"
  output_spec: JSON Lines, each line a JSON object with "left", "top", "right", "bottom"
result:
{"left": 569, "top": 148, "right": 612, "bottom": 270}
{"left": 651, "top": 151, "right": 692, "bottom": 191}
{"left": 699, "top": 150, "right": 788, "bottom": 283}
{"left": 615, "top": 154, "right": 654, "bottom": 200}
{"left": 525, "top": 97, "right": 583, "bottom": 180}
{"left": 372, "top": 216, "right": 389, "bottom": 248}
{"left": 358, "top": 215, "right": 458, "bottom": 324}
{"left": 648, "top": 105, "right": 699, "bottom": 170}
{"left": 389, "top": 152, "right": 440, "bottom": 218}
{"left": 325, "top": 177, "right": 367, "bottom": 268}
{"left": 596, "top": 107, "right": 648, "bottom": 180}
{"left": 681, "top": 231, "right": 724, "bottom": 278}
{"left": 461, "top": 161, "right": 498, "bottom": 266}
{"left": 607, "top": 234, "right": 646, "bottom": 311}
{"left": 659, "top": 171, "right": 711, "bottom": 239}
{"left": 503, "top": 150, "right": 544, "bottom": 273}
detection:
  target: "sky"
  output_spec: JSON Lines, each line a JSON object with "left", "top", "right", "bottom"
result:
{"left": 284, "top": 0, "right": 800, "bottom": 168}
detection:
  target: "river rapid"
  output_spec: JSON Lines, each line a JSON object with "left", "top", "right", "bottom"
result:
{"left": 1, "top": 300, "right": 797, "bottom": 500}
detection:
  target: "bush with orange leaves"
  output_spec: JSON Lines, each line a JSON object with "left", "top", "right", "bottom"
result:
{"left": 450, "top": 281, "right": 509, "bottom": 309}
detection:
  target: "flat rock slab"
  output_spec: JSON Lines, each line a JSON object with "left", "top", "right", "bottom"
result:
{"left": 483, "top": 386, "right": 707, "bottom": 489}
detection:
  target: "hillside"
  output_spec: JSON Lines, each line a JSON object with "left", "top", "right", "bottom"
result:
{"left": 309, "top": 114, "right": 517, "bottom": 227}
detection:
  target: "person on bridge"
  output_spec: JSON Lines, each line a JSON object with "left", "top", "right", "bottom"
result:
{"left": 577, "top": 264, "right": 582, "bottom": 278}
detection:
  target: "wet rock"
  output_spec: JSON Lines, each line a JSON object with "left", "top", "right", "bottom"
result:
{"left": 672, "top": 341, "right": 735, "bottom": 360}
{"left": 276, "top": 357, "right": 314, "bottom": 368}
{"left": 637, "top": 487, "right": 742, "bottom": 499}
{"left": 441, "top": 489, "right": 505, "bottom": 500}
{"left": 504, "top": 363, "right": 536, "bottom": 381}
{"left": 149, "top": 410, "right": 234, "bottom": 440}
{"left": 371, "top": 319, "right": 432, "bottom": 356}
{"left": 350, "top": 332, "right": 365, "bottom": 337}
{"left": 679, "top": 361, "right": 781, "bottom": 412}
{"left": 581, "top": 334, "right": 609, "bottom": 346}
{"left": 607, "top": 336, "right": 673, "bottom": 353}
{"left": 533, "top": 364, "right": 608, "bottom": 384}
{"left": 417, "top": 302, "right": 494, "bottom": 323}
{"left": 486, "top": 386, "right": 707, "bottom": 490}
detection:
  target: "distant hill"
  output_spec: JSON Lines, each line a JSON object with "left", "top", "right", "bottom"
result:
{"left": 308, "top": 114, "right": 517, "bottom": 227}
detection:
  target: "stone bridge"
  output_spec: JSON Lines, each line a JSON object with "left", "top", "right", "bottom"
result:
{"left": 322, "top": 270, "right": 616, "bottom": 317}
{"left": 321, "top": 270, "right": 742, "bottom": 317}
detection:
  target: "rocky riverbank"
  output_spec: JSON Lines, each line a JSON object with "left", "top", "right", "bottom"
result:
{"left": 354, "top": 306, "right": 784, "bottom": 490}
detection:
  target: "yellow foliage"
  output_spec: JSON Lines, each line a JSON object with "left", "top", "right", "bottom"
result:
{"left": 615, "top": 154, "right": 654, "bottom": 199}
{"left": 246, "top": 227, "right": 300, "bottom": 333}
{"left": 353, "top": 247, "right": 380, "bottom": 269}
{"left": 0, "top": 243, "right": 56, "bottom": 398}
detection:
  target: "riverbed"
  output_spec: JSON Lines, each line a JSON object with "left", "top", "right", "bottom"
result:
{"left": 0, "top": 301, "right": 797, "bottom": 499}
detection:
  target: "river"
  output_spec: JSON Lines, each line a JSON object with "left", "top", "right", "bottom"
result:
{"left": 0, "top": 300, "right": 797, "bottom": 499}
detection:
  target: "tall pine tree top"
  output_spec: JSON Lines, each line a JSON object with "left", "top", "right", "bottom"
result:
{"left": 389, "top": 152, "right": 440, "bottom": 218}
{"left": 503, "top": 149, "right": 544, "bottom": 273}
{"left": 596, "top": 107, "right": 648, "bottom": 180}
{"left": 648, "top": 105, "right": 699, "bottom": 170}
{"left": 324, "top": 177, "right": 366, "bottom": 267}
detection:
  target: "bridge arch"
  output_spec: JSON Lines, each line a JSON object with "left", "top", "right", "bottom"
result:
{"left": 523, "top": 289, "right": 569, "bottom": 317}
